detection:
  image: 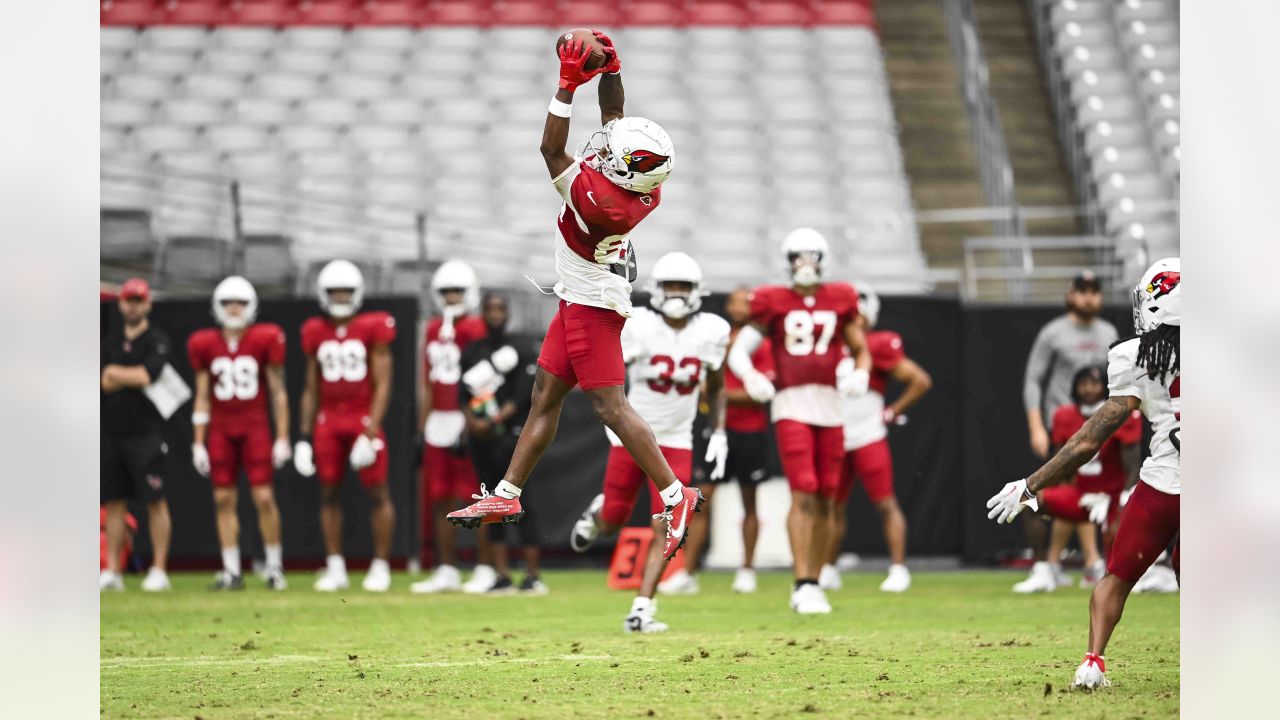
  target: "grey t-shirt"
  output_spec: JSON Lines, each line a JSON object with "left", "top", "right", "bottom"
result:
{"left": 1023, "top": 314, "right": 1118, "bottom": 428}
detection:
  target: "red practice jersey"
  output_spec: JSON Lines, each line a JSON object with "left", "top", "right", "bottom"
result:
{"left": 301, "top": 312, "right": 397, "bottom": 416}
{"left": 866, "top": 330, "right": 905, "bottom": 396}
{"left": 187, "top": 323, "right": 285, "bottom": 425}
{"left": 750, "top": 283, "right": 860, "bottom": 390}
{"left": 1052, "top": 403, "right": 1143, "bottom": 493}
{"left": 423, "top": 315, "right": 488, "bottom": 412}
{"left": 725, "top": 336, "right": 775, "bottom": 433}
{"left": 556, "top": 160, "right": 661, "bottom": 266}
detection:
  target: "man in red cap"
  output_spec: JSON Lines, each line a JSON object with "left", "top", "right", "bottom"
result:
{"left": 100, "top": 278, "right": 175, "bottom": 592}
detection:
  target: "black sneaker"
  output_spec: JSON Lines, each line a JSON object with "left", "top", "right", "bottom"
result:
{"left": 209, "top": 571, "right": 244, "bottom": 591}
{"left": 486, "top": 575, "right": 516, "bottom": 595}
{"left": 519, "top": 574, "right": 549, "bottom": 595}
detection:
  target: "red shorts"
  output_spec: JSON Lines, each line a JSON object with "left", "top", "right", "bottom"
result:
{"left": 423, "top": 442, "right": 479, "bottom": 503}
{"left": 1106, "top": 481, "right": 1180, "bottom": 583}
{"left": 1039, "top": 484, "right": 1121, "bottom": 524}
{"left": 537, "top": 299, "right": 627, "bottom": 391}
{"left": 838, "top": 438, "right": 894, "bottom": 504}
{"left": 774, "top": 419, "right": 844, "bottom": 498}
{"left": 601, "top": 445, "right": 693, "bottom": 527}
{"left": 314, "top": 411, "right": 388, "bottom": 488}
{"left": 207, "top": 420, "right": 274, "bottom": 488}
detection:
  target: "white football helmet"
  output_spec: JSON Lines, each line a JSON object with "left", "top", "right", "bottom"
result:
{"left": 856, "top": 283, "right": 880, "bottom": 328}
{"left": 1132, "top": 257, "right": 1180, "bottom": 334}
{"left": 430, "top": 259, "right": 479, "bottom": 317}
{"left": 212, "top": 275, "right": 258, "bottom": 330}
{"left": 782, "top": 227, "right": 830, "bottom": 287}
{"left": 647, "top": 251, "right": 707, "bottom": 320}
{"left": 583, "top": 116, "right": 674, "bottom": 194}
{"left": 316, "top": 259, "right": 364, "bottom": 319}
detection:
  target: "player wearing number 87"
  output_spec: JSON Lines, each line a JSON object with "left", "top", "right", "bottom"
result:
{"left": 188, "top": 276, "right": 290, "bottom": 591}
{"left": 726, "top": 228, "right": 873, "bottom": 615}
{"left": 297, "top": 260, "right": 398, "bottom": 592}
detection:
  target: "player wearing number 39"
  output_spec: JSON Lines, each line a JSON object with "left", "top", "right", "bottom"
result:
{"left": 986, "top": 258, "right": 1180, "bottom": 690}
{"left": 296, "top": 260, "right": 397, "bottom": 592}
{"left": 569, "top": 252, "right": 729, "bottom": 633}
{"left": 728, "top": 228, "right": 873, "bottom": 615}
{"left": 188, "top": 276, "right": 291, "bottom": 591}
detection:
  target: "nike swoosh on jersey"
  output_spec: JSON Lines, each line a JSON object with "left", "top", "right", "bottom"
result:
{"left": 587, "top": 190, "right": 597, "bottom": 205}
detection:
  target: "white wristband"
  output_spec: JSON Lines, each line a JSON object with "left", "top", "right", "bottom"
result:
{"left": 548, "top": 97, "right": 572, "bottom": 118}
{"left": 191, "top": 411, "right": 210, "bottom": 426}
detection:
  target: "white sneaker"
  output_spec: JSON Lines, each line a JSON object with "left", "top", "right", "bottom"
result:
{"left": 362, "top": 565, "right": 391, "bottom": 593}
{"left": 790, "top": 583, "right": 832, "bottom": 614}
{"left": 818, "top": 564, "right": 842, "bottom": 591}
{"left": 731, "top": 568, "right": 757, "bottom": 593}
{"left": 880, "top": 564, "right": 911, "bottom": 593}
{"left": 1072, "top": 654, "right": 1110, "bottom": 689}
{"left": 570, "top": 493, "right": 605, "bottom": 552}
{"left": 141, "top": 567, "right": 170, "bottom": 592}
{"left": 463, "top": 564, "right": 498, "bottom": 594}
{"left": 99, "top": 570, "right": 125, "bottom": 592}
{"left": 1052, "top": 564, "right": 1072, "bottom": 587}
{"left": 313, "top": 568, "right": 350, "bottom": 592}
{"left": 1013, "top": 561, "right": 1057, "bottom": 593}
{"left": 836, "top": 552, "right": 861, "bottom": 571}
{"left": 1133, "top": 564, "right": 1179, "bottom": 593}
{"left": 410, "top": 564, "right": 461, "bottom": 594}
{"left": 264, "top": 567, "right": 288, "bottom": 591}
{"left": 657, "top": 569, "right": 699, "bottom": 595}
{"left": 1080, "top": 560, "right": 1106, "bottom": 589}
{"left": 623, "top": 605, "right": 669, "bottom": 634}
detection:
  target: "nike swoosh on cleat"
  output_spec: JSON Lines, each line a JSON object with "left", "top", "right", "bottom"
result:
{"left": 668, "top": 505, "right": 689, "bottom": 539}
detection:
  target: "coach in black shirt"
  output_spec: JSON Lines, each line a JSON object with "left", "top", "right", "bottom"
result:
{"left": 100, "top": 278, "right": 174, "bottom": 592}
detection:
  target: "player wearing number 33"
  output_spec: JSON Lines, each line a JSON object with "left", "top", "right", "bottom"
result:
{"left": 727, "top": 228, "right": 873, "bottom": 615}
{"left": 187, "top": 276, "right": 290, "bottom": 591}
{"left": 569, "top": 252, "right": 729, "bottom": 633}
{"left": 986, "top": 257, "right": 1180, "bottom": 690}
{"left": 297, "top": 260, "right": 397, "bottom": 593}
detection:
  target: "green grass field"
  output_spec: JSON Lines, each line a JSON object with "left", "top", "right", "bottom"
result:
{"left": 100, "top": 570, "right": 1178, "bottom": 719}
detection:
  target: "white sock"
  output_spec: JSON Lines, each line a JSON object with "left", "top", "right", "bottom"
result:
{"left": 659, "top": 481, "right": 685, "bottom": 507}
{"left": 326, "top": 554, "right": 347, "bottom": 576}
{"left": 369, "top": 558, "right": 389, "bottom": 576}
{"left": 265, "top": 544, "right": 283, "bottom": 570}
{"left": 889, "top": 563, "right": 908, "bottom": 573}
{"left": 495, "top": 480, "right": 522, "bottom": 499}
{"left": 630, "top": 596, "right": 653, "bottom": 613}
{"left": 221, "top": 547, "right": 242, "bottom": 576}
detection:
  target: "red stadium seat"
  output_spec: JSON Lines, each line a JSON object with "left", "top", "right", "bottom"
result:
{"left": 225, "top": 0, "right": 298, "bottom": 26}
{"left": 684, "top": 1, "right": 748, "bottom": 26}
{"left": 620, "top": 0, "right": 683, "bottom": 26}
{"left": 810, "top": 0, "right": 875, "bottom": 27}
{"left": 557, "top": 0, "right": 621, "bottom": 27}
{"left": 427, "top": 0, "right": 491, "bottom": 25}
{"left": 361, "top": 0, "right": 427, "bottom": 26}
{"left": 163, "top": 0, "right": 229, "bottom": 25}
{"left": 101, "top": 0, "right": 165, "bottom": 26}
{"left": 294, "top": 0, "right": 360, "bottom": 25}
{"left": 490, "top": 0, "right": 552, "bottom": 26}
{"left": 751, "top": 1, "right": 811, "bottom": 26}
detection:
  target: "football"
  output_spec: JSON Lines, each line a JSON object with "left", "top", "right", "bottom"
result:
{"left": 555, "top": 27, "right": 607, "bottom": 71}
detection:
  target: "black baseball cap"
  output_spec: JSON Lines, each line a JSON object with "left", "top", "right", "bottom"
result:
{"left": 1071, "top": 271, "right": 1102, "bottom": 292}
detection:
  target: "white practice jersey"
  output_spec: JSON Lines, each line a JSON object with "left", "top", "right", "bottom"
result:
{"left": 605, "top": 308, "right": 730, "bottom": 450}
{"left": 1107, "top": 337, "right": 1181, "bottom": 494}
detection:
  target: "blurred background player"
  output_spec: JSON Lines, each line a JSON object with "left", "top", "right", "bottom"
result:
{"left": 717, "top": 288, "right": 775, "bottom": 594}
{"left": 446, "top": 33, "right": 702, "bottom": 564}
{"left": 1010, "top": 365, "right": 1142, "bottom": 594}
{"left": 188, "top": 276, "right": 292, "bottom": 590}
{"left": 728, "top": 228, "right": 872, "bottom": 615}
{"left": 295, "top": 260, "right": 396, "bottom": 592}
{"left": 411, "top": 260, "right": 496, "bottom": 595}
{"left": 569, "top": 252, "right": 729, "bottom": 631}
{"left": 100, "top": 278, "right": 175, "bottom": 592}
{"left": 825, "top": 285, "right": 932, "bottom": 593}
{"left": 988, "top": 258, "right": 1180, "bottom": 690}
{"left": 458, "top": 292, "right": 545, "bottom": 594}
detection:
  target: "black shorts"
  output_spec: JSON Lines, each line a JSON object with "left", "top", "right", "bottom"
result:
{"left": 716, "top": 429, "right": 771, "bottom": 486}
{"left": 101, "top": 431, "right": 168, "bottom": 503}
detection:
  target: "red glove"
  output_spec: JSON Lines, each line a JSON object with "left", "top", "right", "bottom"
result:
{"left": 558, "top": 39, "right": 604, "bottom": 91}
{"left": 593, "top": 30, "right": 622, "bottom": 74}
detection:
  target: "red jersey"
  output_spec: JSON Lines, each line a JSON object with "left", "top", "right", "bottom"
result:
{"left": 187, "top": 323, "right": 285, "bottom": 424}
{"left": 725, "top": 336, "right": 775, "bottom": 433}
{"left": 1052, "top": 403, "right": 1143, "bottom": 493}
{"left": 556, "top": 160, "right": 661, "bottom": 266}
{"left": 749, "top": 283, "right": 860, "bottom": 390}
{"left": 867, "top": 330, "right": 905, "bottom": 396}
{"left": 301, "top": 312, "right": 397, "bottom": 416}
{"left": 423, "top": 315, "right": 487, "bottom": 412}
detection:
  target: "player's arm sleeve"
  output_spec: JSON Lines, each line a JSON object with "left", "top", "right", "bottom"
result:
{"left": 748, "top": 289, "right": 774, "bottom": 327}
{"left": 874, "top": 332, "right": 906, "bottom": 372}
{"left": 300, "top": 321, "right": 319, "bottom": 356}
{"left": 186, "top": 335, "right": 205, "bottom": 372}
{"left": 1022, "top": 324, "right": 1054, "bottom": 412}
{"left": 727, "top": 324, "right": 765, "bottom": 379}
{"left": 375, "top": 313, "right": 397, "bottom": 345}
{"left": 143, "top": 331, "right": 172, "bottom": 381}
{"left": 1106, "top": 341, "right": 1142, "bottom": 401}
{"left": 267, "top": 324, "right": 286, "bottom": 364}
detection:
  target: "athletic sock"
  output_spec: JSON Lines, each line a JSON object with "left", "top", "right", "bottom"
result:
{"left": 326, "top": 554, "right": 347, "bottom": 576}
{"left": 369, "top": 558, "right": 390, "bottom": 576}
{"left": 794, "top": 578, "right": 818, "bottom": 590}
{"left": 630, "top": 596, "right": 653, "bottom": 614}
{"left": 265, "top": 544, "right": 283, "bottom": 570}
{"left": 495, "top": 480, "right": 522, "bottom": 499}
{"left": 659, "top": 481, "right": 685, "bottom": 508}
{"left": 221, "top": 546, "right": 242, "bottom": 576}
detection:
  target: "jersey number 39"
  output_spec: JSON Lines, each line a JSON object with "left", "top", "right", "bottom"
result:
{"left": 211, "top": 356, "right": 260, "bottom": 401}
{"left": 783, "top": 310, "right": 837, "bottom": 356}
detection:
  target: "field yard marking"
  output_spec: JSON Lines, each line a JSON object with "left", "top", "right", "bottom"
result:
{"left": 395, "top": 654, "right": 621, "bottom": 668}
{"left": 101, "top": 654, "right": 325, "bottom": 669}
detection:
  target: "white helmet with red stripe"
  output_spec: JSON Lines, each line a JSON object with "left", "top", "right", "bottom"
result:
{"left": 584, "top": 116, "right": 674, "bottom": 193}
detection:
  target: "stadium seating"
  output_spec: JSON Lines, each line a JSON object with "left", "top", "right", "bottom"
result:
{"left": 100, "top": 1, "right": 926, "bottom": 293}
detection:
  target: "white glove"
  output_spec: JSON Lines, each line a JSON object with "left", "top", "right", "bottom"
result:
{"left": 191, "top": 443, "right": 210, "bottom": 477}
{"left": 349, "top": 434, "right": 384, "bottom": 470}
{"left": 490, "top": 345, "right": 519, "bottom": 374}
{"left": 986, "top": 479, "right": 1039, "bottom": 524}
{"left": 704, "top": 430, "right": 729, "bottom": 481}
{"left": 838, "top": 367, "right": 870, "bottom": 397}
{"left": 272, "top": 437, "right": 292, "bottom": 469}
{"left": 1119, "top": 486, "right": 1135, "bottom": 508}
{"left": 1078, "top": 492, "right": 1111, "bottom": 526}
{"left": 461, "top": 359, "right": 502, "bottom": 396}
{"left": 742, "top": 369, "right": 776, "bottom": 403}
{"left": 293, "top": 440, "right": 315, "bottom": 477}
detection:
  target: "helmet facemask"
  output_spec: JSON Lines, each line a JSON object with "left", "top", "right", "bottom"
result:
{"left": 324, "top": 288, "right": 359, "bottom": 320}
{"left": 789, "top": 251, "right": 824, "bottom": 287}
{"left": 653, "top": 280, "right": 701, "bottom": 320}
{"left": 212, "top": 276, "right": 258, "bottom": 329}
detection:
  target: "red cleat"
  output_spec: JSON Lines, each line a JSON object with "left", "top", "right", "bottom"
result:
{"left": 446, "top": 485, "right": 524, "bottom": 529}
{"left": 657, "top": 486, "right": 704, "bottom": 560}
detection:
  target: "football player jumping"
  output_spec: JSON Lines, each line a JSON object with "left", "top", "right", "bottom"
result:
{"left": 446, "top": 32, "right": 703, "bottom": 562}
{"left": 987, "top": 258, "right": 1180, "bottom": 689}
{"left": 727, "top": 228, "right": 872, "bottom": 614}
{"left": 569, "top": 252, "right": 730, "bottom": 632}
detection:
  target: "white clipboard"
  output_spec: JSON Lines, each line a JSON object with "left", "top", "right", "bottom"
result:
{"left": 143, "top": 363, "right": 192, "bottom": 420}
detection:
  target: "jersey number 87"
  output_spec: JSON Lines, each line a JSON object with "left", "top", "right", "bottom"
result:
{"left": 783, "top": 310, "right": 837, "bottom": 356}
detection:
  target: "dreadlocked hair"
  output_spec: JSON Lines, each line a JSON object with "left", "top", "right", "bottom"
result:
{"left": 1135, "top": 324, "right": 1179, "bottom": 383}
